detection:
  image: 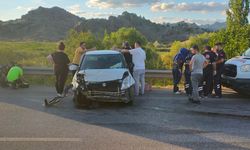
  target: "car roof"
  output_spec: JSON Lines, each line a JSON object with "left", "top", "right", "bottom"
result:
{"left": 86, "top": 50, "right": 121, "bottom": 55}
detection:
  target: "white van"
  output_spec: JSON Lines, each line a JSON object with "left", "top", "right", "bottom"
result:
{"left": 222, "top": 48, "right": 250, "bottom": 95}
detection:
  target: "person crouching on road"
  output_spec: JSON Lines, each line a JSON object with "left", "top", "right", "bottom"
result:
{"left": 6, "top": 64, "right": 27, "bottom": 89}
{"left": 189, "top": 45, "right": 208, "bottom": 104}
{"left": 121, "top": 41, "right": 146, "bottom": 96}
{"left": 47, "top": 42, "right": 70, "bottom": 98}
{"left": 184, "top": 49, "right": 194, "bottom": 96}
{"left": 172, "top": 48, "right": 189, "bottom": 94}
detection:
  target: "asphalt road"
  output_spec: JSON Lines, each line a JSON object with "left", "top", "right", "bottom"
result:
{"left": 0, "top": 86, "right": 250, "bottom": 150}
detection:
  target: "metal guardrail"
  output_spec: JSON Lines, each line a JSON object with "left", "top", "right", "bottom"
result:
{"left": 145, "top": 69, "right": 172, "bottom": 78}
{"left": 1, "top": 66, "right": 172, "bottom": 79}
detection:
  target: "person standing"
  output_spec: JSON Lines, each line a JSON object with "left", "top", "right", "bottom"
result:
{"left": 172, "top": 48, "right": 189, "bottom": 94}
{"left": 71, "top": 42, "right": 87, "bottom": 76}
{"left": 184, "top": 49, "right": 194, "bottom": 96}
{"left": 47, "top": 42, "right": 70, "bottom": 97}
{"left": 189, "top": 45, "right": 207, "bottom": 104}
{"left": 122, "top": 41, "right": 146, "bottom": 96}
{"left": 203, "top": 46, "right": 217, "bottom": 97}
{"left": 213, "top": 43, "right": 227, "bottom": 98}
{"left": 122, "top": 41, "right": 134, "bottom": 75}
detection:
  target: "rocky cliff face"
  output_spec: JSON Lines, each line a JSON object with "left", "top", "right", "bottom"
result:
{"left": 0, "top": 7, "right": 82, "bottom": 41}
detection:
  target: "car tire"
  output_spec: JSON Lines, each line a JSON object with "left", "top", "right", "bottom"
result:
{"left": 126, "top": 85, "right": 135, "bottom": 106}
{"left": 73, "top": 90, "right": 90, "bottom": 108}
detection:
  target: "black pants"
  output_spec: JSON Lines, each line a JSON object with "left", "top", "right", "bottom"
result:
{"left": 214, "top": 71, "right": 222, "bottom": 97}
{"left": 55, "top": 70, "right": 68, "bottom": 95}
{"left": 172, "top": 68, "right": 182, "bottom": 93}
{"left": 184, "top": 70, "right": 192, "bottom": 95}
{"left": 203, "top": 70, "right": 214, "bottom": 96}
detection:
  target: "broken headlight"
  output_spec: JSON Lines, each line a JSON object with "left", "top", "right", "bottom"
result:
{"left": 76, "top": 73, "right": 85, "bottom": 83}
{"left": 121, "top": 71, "right": 131, "bottom": 90}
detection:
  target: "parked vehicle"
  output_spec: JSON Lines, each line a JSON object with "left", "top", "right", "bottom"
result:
{"left": 222, "top": 48, "right": 250, "bottom": 95}
{"left": 72, "top": 50, "right": 135, "bottom": 107}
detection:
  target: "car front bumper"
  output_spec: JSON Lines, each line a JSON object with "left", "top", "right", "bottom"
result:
{"left": 80, "top": 90, "right": 129, "bottom": 102}
{"left": 222, "top": 76, "right": 250, "bottom": 91}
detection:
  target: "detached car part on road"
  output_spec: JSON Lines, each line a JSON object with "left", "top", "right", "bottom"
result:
{"left": 72, "top": 50, "right": 135, "bottom": 107}
{"left": 222, "top": 48, "right": 250, "bottom": 95}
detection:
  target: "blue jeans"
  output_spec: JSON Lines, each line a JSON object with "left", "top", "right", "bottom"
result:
{"left": 133, "top": 69, "right": 145, "bottom": 96}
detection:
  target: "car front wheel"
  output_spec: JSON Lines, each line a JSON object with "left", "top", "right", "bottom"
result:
{"left": 73, "top": 90, "right": 90, "bottom": 108}
{"left": 126, "top": 85, "right": 135, "bottom": 105}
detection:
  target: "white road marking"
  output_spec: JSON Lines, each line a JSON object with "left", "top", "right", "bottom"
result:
{"left": 0, "top": 138, "right": 82, "bottom": 142}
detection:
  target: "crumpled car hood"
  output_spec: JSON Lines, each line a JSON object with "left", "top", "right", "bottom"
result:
{"left": 78, "top": 69, "right": 128, "bottom": 82}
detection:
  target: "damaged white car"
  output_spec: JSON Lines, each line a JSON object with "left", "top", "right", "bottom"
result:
{"left": 72, "top": 50, "right": 135, "bottom": 107}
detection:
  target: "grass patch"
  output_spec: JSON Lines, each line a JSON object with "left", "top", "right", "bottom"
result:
{"left": 0, "top": 41, "right": 57, "bottom": 67}
{"left": 25, "top": 75, "right": 73, "bottom": 86}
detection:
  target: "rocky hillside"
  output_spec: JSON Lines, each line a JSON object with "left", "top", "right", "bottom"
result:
{"left": 76, "top": 11, "right": 207, "bottom": 43}
{"left": 0, "top": 7, "right": 208, "bottom": 42}
{"left": 0, "top": 7, "right": 82, "bottom": 41}
{"left": 200, "top": 22, "right": 226, "bottom": 31}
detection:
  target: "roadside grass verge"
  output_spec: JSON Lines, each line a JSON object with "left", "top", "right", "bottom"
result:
{"left": 0, "top": 41, "right": 57, "bottom": 66}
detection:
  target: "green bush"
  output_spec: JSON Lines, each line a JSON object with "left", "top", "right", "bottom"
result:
{"left": 65, "top": 29, "right": 104, "bottom": 59}
{"left": 103, "top": 27, "right": 147, "bottom": 49}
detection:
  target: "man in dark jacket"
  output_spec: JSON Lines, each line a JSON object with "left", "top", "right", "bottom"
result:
{"left": 122, "top": 42, "right": 134, "bottom": 75}
{"left": 203, "top": 46, "right": 217, "bottom": 97}
{"left": 213, "top": 43, "right": 227, "bottom": 98}
{"left": 172, "top": 48, "right": 189, "bottom": 94}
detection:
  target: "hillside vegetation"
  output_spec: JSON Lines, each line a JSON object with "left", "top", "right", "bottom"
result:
{"left": 0, "top": 7, "right": 208, "bottom": 43}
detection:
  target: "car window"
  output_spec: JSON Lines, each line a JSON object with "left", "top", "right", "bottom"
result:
{"left": 244, "top": 48, "right": 250, "bottom": 57}
{"left": 80, "top": 54, "right": 126, "bottom": 70}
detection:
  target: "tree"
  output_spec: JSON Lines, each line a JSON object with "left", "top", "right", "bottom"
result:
{"left": 227, "top": 0, "right": 249, "bottom": 29}
{"left": 224, "top": 0, "right": 250, "bottom": 58}
{"left": 102, "top": 27, "right": 165, "bottom": 69}
{"left": 65, "top": 29, "right": 103, "bottom": 58}
{"left": 103, "top": 27, "right": 147, "bottom": 49}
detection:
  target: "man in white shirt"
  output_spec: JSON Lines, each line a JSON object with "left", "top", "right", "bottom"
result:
{"left": 122, "top": 41, "right": 146, "bottom": 96}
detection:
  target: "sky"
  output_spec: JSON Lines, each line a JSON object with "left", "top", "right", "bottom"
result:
{"left": 0, "top": 0, "right": 232, "bottom": 25}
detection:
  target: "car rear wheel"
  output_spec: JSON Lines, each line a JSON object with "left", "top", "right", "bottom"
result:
{"left": 73, "top": 90, "right": 90, "bottom": 108}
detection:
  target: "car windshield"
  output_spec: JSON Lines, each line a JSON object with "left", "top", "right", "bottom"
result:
{"left": 244, "top": 48, "right": 250, "bottom": 57}
{"left": 80, "top": 54, "right": 126, "bottom": 70}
